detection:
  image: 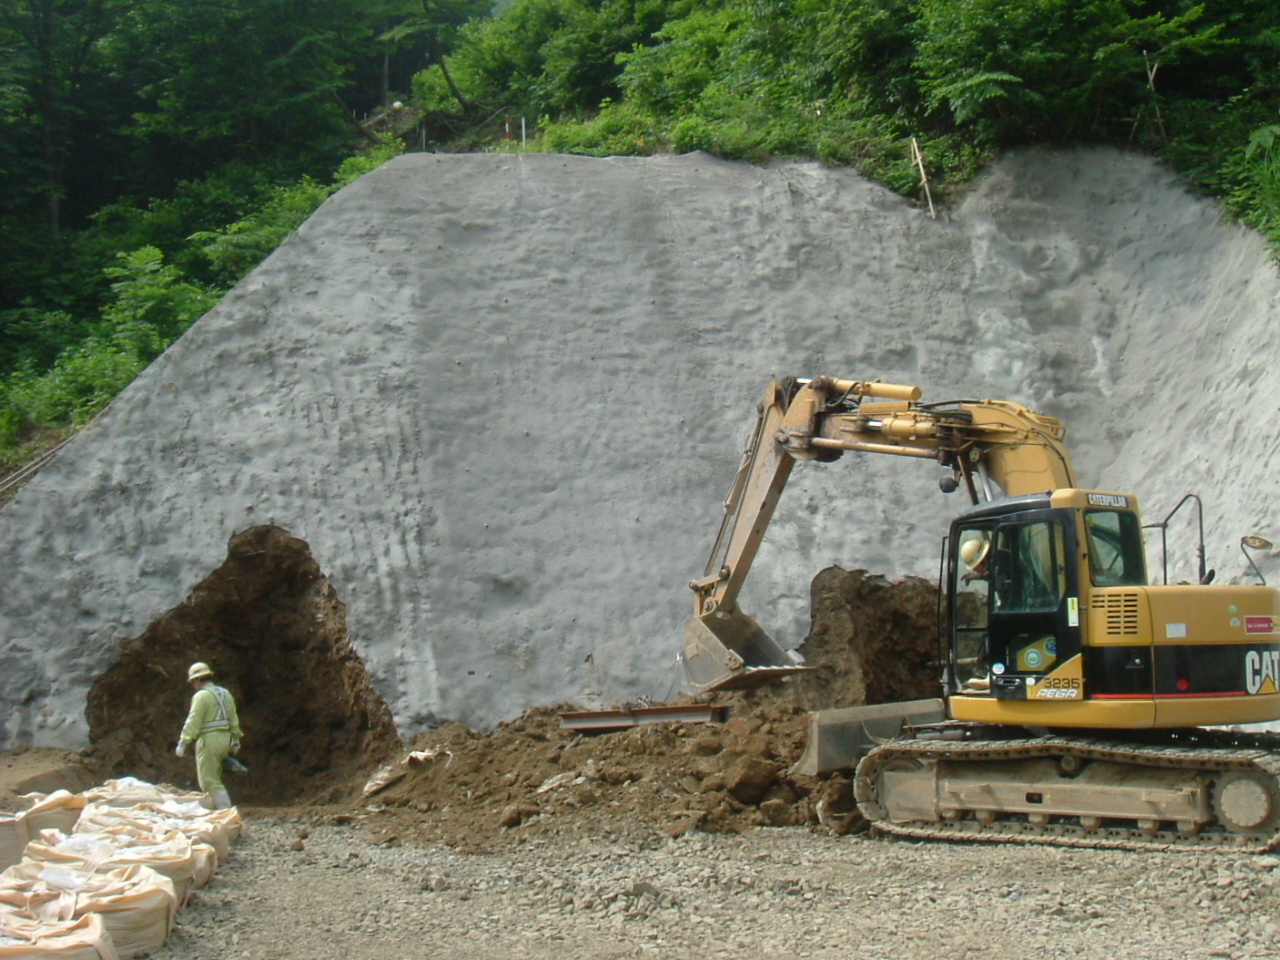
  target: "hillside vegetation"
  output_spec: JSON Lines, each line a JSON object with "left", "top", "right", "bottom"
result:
{"left": 421, "top": 0, "right": 1279, "bottom": 234}
{"left": 0, "top": 0, "right": 1277, "bottom": 473}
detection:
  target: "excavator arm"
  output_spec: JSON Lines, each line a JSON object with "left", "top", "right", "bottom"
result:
{"left": 681, "top": 376, "right": 1077, "bottom": 691}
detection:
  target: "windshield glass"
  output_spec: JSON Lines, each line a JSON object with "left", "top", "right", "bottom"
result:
{"left": 993, "top": 520, "right": 1065, "bottom": 613}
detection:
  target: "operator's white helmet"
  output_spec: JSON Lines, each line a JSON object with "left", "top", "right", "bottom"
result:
{"left": 960, "top": 537, "right": 991, "bottom": 570}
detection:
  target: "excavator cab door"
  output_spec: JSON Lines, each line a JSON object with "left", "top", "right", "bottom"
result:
{"left": 948, "top": 524, "right": 997, "bottom": 693}
{"left": 985, "top": 509, "right": 1081, "bottom": 699}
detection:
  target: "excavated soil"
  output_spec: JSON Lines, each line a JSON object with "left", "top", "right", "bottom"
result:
{"left": 773, "top": 567, "right": 940, "bottom": 711}
{"left": 347, "top": 568, "right": 937, "bottom": 849}
{"left": 245, "top": 567, "right": 939, "bottom": 848}
{"left": 19, "top": 565, "right": 936, "bottom": 850}
{"left": 84, "top": 525, "right": 402, "bottom": 805}
{"left": 0, "top": 748, "right": 100, "bottom": 810}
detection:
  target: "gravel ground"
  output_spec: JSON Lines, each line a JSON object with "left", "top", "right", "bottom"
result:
{"left": 155, "top": 814, "right": 1280, "bottom": 960}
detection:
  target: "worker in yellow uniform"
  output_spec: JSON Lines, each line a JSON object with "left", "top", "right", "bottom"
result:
{"left": 174, "top": 662, "right": 242, "bottom": 809}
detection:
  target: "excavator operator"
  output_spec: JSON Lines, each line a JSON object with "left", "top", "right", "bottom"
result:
{"left": 961, "top": 537, "right": 991, "bottom": 584}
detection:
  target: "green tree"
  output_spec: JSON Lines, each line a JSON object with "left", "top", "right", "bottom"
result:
{"left": 380, "top": 0, "right": 493, "bottom": 109}
{"left": 912, "top": 0, "right": 1226, "bottom": 143}
{"left": 118, "top": 0, "right": 379, "bottom": 184}
{"left": 0, "top": 0, "right": 125, "bottom": 233}
{"left": 412, "top": 0, "right": 688, "bottom": 124}
{"left": 413, "top": 0, "right": 576, "bottom": 116}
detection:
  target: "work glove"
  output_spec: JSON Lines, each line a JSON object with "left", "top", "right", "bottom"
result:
{"left": 230, "top": 740, "right": 241, "bottom": 756}
{"left": 174, "top": 741, "right": 186, "bottom": 758}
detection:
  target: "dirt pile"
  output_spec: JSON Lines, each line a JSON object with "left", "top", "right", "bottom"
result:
{"left": 329, "top": 567, "right": 939, "bottom": 848}
{"left": 358, "top": 701, "right": 816, "bottom": 850}
{"left": 44, "top": 561, "right": 937, "bottom": 843}
{"left": 778, "top": 567, "right": 941, "bottom": 711}
{"left": 0, "top": 748, "right": 99, "bottom": 810}
{"left": 85, "top": 525, "right": 401, "bottom": 804}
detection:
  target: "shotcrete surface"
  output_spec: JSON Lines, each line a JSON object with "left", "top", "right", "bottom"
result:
{"left": 1, "top": 148, "right": 1277, "bottom": 749}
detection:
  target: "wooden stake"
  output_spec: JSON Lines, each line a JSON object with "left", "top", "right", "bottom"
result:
{"left": 911, "top": 137, "right": 937, "bottom": 220}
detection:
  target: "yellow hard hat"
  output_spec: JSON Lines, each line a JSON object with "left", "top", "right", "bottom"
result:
{"left": 960, "top": 537, "right": 991, "bottom": 570}
{"left": 187, "top": 662, "right": 214, "bottom": 682}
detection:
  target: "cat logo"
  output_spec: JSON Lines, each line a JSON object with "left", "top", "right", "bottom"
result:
{"left": 1245, "top": 649, "right": 1280, "bottom": 695}
{"left": 1087, "top": 493, "right": 1129, "bottom": 508}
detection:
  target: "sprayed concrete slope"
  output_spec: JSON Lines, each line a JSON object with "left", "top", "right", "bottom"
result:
{"left": 2, "top": 148, "right": 1277, "bottom": 749}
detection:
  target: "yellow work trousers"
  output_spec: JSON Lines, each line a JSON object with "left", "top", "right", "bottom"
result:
{"left": 194, "top": 729, "right": 232, "bottom": 793}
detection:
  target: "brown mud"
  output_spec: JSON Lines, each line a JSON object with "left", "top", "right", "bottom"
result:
{"left": 22, "top": 564, "right": 937, "bottom": 851}
{"left": 773, "top": 567, "right": 941, "bottom": 710}
{"left": 84, "top": 525, "right": 401, "bottom": 805}
{"left": 0, "top": 748, "right": 100, "bottom": 810}
{"left": 268, "top": 567, "right": 938, "bottom": 849}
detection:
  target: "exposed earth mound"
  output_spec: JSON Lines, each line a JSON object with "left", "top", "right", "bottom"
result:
{"left": 85, "top": 525, "right": 401, "bottom": 804}
{"left": 290, "top": 567, "right": 935, "bottom": 844}
{"left": 359, "top": 569, "right": 937, "bottom": 847}
{"left": 0, "top": 748, "right": 98, "bottom": 810}
{"left": 365, "top": 702, "right": 821, "bottom": 849}
{"left": 28, "top": 565, "right": 938, "bottom": 841}
{"left": 777, "top": 567, "right": 939, "bottom": 711}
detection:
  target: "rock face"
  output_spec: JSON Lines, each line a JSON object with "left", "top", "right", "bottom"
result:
{"left": 1, "top": 148, "right": 1277, "bottom": 749}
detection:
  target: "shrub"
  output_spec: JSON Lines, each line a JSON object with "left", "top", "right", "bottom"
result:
{"left": 541, "top": 99, "right": 663, "bottom": 155}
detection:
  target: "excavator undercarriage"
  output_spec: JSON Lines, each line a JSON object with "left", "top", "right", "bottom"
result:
{"left": 856, "top": 727, "right": 1280, "bottom": 851}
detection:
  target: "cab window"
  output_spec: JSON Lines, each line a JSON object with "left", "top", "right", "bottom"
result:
{"left": 993, "top": 520, "right": 1065, "bottom": 613}
{"left": 1084, "top": 510, "right": 1147, "bottom": 586}
{"left": 953, "top": 529, "right": 992, "bottom": 628}
{"left": 951, "top": 527, "right": 993, "bottom": 686}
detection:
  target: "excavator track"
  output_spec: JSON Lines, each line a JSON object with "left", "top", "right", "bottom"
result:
{"left": 854, "top": 728, "right": 1280, "bottom": 852}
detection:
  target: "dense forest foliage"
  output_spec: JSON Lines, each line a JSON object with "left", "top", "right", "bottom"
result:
{"left": 420, "top": 0, "right": 1279, "bottom": 234}
{"left": 1, "top": 0, "right": 1277, "bottom": 472}
{"left": 0, "top": 0, "right": 485, "bottom": 466}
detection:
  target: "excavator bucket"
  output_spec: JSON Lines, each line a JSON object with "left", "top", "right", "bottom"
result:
{"left": 680, "top": 610, "right": 809, "bottom": 691}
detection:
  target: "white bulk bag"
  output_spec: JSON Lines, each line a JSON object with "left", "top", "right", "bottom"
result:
{"left": 18, "top": 793, "right": 86, "bottom": 838}
{"left": 0, "top": 863, "right": 175, "bottom": 959}
{"left": 0, "top": 912, "right": 116, "bottom": 960}
{"left": 74, "top": 805, "right": 232, "bottom": 865}
{"left": 0, "top": 815, "right": 27, "bottom": 873}
{"left": 23, "top": 830, "right": 207, "bottom": 906}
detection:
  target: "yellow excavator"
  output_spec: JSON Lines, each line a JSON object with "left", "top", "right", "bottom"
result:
{"left": 682, "top": 375, "right": 1280, "bottom": 849}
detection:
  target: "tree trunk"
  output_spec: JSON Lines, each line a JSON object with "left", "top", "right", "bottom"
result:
{"left": 427, "top": 34, "right": 471, "bottom": 110}
{"left": 330, "top": 89, "right": 382, "bottom": 144}
{"left": 38, "top": 91, "right": 62, "bottom": 237}
{"left": 438, "top": 55, "right": 471, "bottom": 110}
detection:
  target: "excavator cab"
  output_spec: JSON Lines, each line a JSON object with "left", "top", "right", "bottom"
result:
{"left": 945, "top": 495, "right": 1116, "bottom": 701}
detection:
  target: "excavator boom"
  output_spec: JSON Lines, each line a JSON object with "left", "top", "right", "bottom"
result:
{"left": 681, "top": 376, "right": 1076, "bottom": 691}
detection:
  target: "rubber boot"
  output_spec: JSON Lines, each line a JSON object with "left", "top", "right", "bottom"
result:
{"left": 211, "top": 788, "right": 233, "bottom": 810}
